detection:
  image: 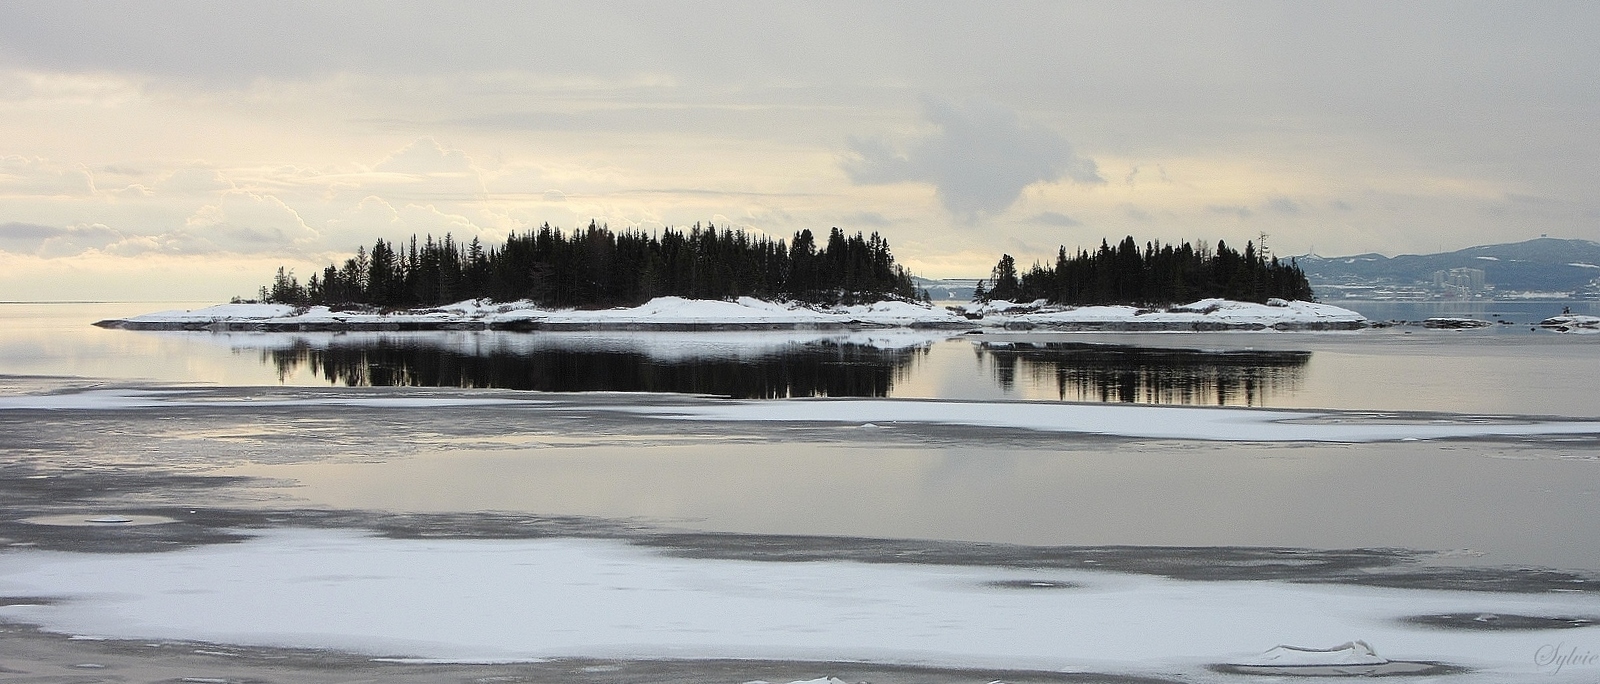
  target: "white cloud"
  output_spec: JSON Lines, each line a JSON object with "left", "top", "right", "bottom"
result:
{"left": 375, "top": 137, "right": 475, "bottom": 176}
{"left": 843, "top": 97, "right": 1102, "bottom": 218}
{"left": 0, "top": 156, "right": 95, "bottom": 196}
{"left": 362, "top": 138, "right": 486, "bottom": 203}
{"left": 321, "top": 196, "right": 492, "bottom": 252}
{"left": 181, "top": 191, "right": 318, "bottom": 251}
{"left": 159, "top": 166, "right": 235, "bottom": 196}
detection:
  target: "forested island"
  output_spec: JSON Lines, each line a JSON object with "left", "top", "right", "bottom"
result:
{"left": 259, "top": 222, "right": 920, "bottom": 308}
{"left": 102, "top": 228, "right": 1355, "bottom": 332}
{"left": 977, "top": 236, "right": 1313, "bottom": 305}
{"left": 256, "top": 225, "right": 1313, "bottom": 310}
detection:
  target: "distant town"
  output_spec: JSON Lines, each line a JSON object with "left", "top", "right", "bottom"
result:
{"left": 1294, "top": 237, "right": 1600, "bottom": 301}
{"left": 920, "top": 237, "right": 1600, "bottom": 303}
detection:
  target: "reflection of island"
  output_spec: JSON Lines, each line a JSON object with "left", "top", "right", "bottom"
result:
{"left": 976, "top": 341, "right": 1310, "bottom": 406}
{"left": 262, "top": 336, "right": 930, "bottom": 399}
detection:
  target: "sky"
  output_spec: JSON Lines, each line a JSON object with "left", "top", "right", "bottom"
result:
{"left": 0, "top": 1, "right": 1597, "bottom": 301}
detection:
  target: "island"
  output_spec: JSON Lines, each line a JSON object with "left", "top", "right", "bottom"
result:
{"left": 95, "top": 226, "right": 1367, "bottom": 332}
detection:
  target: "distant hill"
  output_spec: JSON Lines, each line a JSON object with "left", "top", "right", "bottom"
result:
{"left": 1296, "top": 237, "right": 1600, "bottom": 296}
{"left": 913, "top": 277, "right": 981, "bottom": 301}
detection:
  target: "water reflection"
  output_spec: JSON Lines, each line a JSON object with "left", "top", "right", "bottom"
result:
{"left": 976, "top": 341, "right": 1310, "bottom": 406}
{"left": 263, "top": 336, "right": 929, "bottom": 399}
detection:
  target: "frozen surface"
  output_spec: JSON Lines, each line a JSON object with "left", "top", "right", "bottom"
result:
{"left": 0, "top": 388, "right": 524, "bottom": 411}
{"left": 0, "top": 529, "right": 1593, "bottom": 679}
{"left": 624, "top": 397, "right": 1600, "bottom": 442}
{"left": 3, "top": 388, "right": 1598, "bottom": 443}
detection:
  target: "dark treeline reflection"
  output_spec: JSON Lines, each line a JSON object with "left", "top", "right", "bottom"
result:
{"left": 977, "top": 341, "right": 1310, "bottom": 406}
{"left": 264, "top": 339, "right": 927, "bottom": 398}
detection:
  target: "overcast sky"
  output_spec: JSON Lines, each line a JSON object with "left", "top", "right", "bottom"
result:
{"left": 1, "top": 1, "right": 1596, "bottom": 300}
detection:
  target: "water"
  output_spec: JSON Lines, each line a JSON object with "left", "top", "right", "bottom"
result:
{"left": 3, "top": 300, "right": 1600, "bottom": 680}
{"left": 5, "top": 302, "right": 1599, "bottom": 415}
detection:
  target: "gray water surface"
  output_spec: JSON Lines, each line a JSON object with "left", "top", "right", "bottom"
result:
{"left": 5, "top": 302, "right": 1600, "bottom": 415}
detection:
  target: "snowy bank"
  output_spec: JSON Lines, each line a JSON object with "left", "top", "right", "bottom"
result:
{"left": 96, "top": 297, "right": 970, "bottom": 332}
{"left": 96, "top": 296, "right": 1366, "bottom": 332}
{"left": 955, "top": 297, "right": 1366, "bottom": 331}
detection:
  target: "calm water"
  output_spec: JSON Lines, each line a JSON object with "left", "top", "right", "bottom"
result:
{"left": 4, "top": 301, "right": 1598, "bottom": 415}
{"left": 3, "top": 301, "right": 1600, "bottom": 570}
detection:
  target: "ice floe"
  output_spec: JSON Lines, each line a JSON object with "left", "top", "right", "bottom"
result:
{"left": 1540, "top": 314, "right": 1600, "bottom": 332}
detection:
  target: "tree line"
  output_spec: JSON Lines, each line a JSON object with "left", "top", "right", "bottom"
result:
{"left": 259, "top": 222, "right": 922, "bottom": 308}
{"left": 976, "top": 235, "right": 1313, "bottom": 305}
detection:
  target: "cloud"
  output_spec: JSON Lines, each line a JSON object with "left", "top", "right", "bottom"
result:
{"left": 366, "top": 138, "right": 486, "bottom": 202}
{"left": 1207, "top": 205, "right": 1253, "bottom": 219}
{"left": 375, "top": 137, "right": 475, "bottom": 175}
{"left": 160, "top": 166, "right": 234, "bottom": 196}
{"left": 842, "top": 211, "right": 892, "bottom": 227}
{"left": 1123, "top": 164, "right": 1174, "bottom": 186}
{"left": 1264, "top": 196, "right": 1300, "bottom": 214}
{"left": 321, "top": 196, "right": 491, "bottom": 251}
{"left": 0, "top": 155, "right": 95, "bottom": 196}
{"left": 179, "top": 191, "right": 319, "bottom": 252}
{"left": 0, "top": 221, "right": 124, "bottom": 257}
{"left": 843, "top": 97, "right": 1102, "bottom": 217}
{"left": 0, "top": 221, "right": 64, "bottom": 240}
{"left": 1031, "top": 211, "right": 1082, "bottom": 227}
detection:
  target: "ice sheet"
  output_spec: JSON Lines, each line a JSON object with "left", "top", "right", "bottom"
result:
{"left": 623, "top": 398, "right": 1600, "bottom": 442}
{"left": 0, "top": 529, "right": 1592, "bottom": 679}
{"left": 4, "top": 388, "right": 1597, "bottom": 443}
{"left": 0, "top": 389, "right": 524, "bottom": 411}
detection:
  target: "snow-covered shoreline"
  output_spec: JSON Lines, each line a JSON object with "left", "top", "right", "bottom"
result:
{"left": 94, "top": 296, "right": 1367, "bottom": 332}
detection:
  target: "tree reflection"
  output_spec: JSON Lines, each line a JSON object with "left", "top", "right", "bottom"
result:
{"left": 976, "top": 341, "right": 1309, "bottom": 406}
{"left": 263, "top": 339, "right": 928, "bottom": 399}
